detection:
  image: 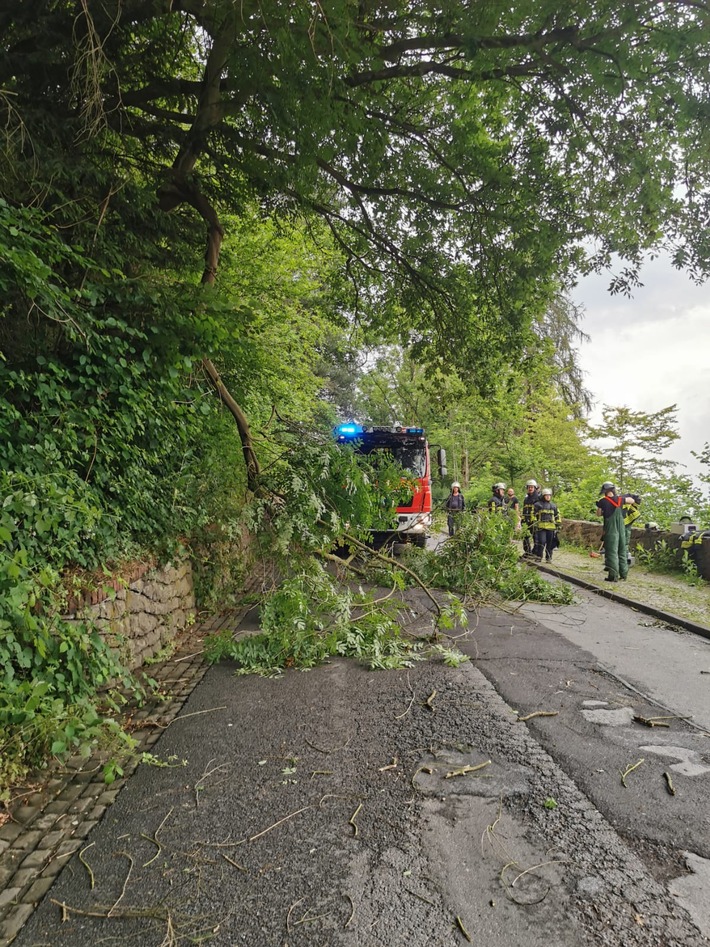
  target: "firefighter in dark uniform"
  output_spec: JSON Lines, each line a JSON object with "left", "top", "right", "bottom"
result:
{"left": 521, "top": 479, "right": 539, "bottom": 556}
{"left": 488, "top": 482, "right": 507, "bottom": 513}
{"left": 596, "top": 482, "right": 629, "bottom": 582}
{"left": 532, "top": 487, "right": 561, "bottom": 562}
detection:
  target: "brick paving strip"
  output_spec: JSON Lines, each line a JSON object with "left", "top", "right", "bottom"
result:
{"left": 0, "top": 606, "right": 252, "bottom": 946}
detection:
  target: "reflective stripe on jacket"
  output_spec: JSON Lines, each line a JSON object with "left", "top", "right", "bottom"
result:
{"left": 533, "top": 500, "right": 561, "bottom": 530}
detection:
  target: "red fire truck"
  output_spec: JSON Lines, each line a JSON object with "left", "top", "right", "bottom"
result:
{"left": 334, "top": 423, "right": 440, "bottom": 547}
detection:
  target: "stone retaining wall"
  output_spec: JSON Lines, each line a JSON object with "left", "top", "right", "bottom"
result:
{"left": 62, "top": 560, "right": 196, "bottom": 668}
{"left": 560, "top": 519, "right": 710, "bottom": 580}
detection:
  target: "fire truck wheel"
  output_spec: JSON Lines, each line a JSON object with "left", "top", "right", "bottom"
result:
{"left": 414, "top": 535, "right": 427, "bottom": 548}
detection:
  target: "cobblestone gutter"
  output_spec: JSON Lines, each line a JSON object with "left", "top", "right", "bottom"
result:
{"left": 0, "top": 608, "right": 245, "bottom": 946}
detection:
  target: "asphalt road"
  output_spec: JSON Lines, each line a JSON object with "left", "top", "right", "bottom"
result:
{"left": 10, "top": 587, "right": 707, "bottom": 947}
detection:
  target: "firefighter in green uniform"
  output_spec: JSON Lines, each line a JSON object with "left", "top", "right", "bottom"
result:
{"left": 596, "top": 482, "right": 628, "bottom": 582}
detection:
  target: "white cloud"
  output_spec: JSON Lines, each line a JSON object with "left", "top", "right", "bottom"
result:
{"left": 571, "top": 258, "right": 710, "bottom": 480}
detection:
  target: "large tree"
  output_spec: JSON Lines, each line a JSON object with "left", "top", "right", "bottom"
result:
{"left": 3, "top": 0, "right": 710, "bottom": 481}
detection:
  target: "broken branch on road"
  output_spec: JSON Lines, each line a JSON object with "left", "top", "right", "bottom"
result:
{"left": 517, "top": 711, "right": 559, "bottom": 723}
{"left": 620, "top": 759, "right": 645, "bottom": 788}
{"left": 444, "top": 761, "right": 491, "bottom": 779}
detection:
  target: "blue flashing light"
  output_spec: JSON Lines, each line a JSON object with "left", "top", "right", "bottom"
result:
{"left": 405, "top": 427, "right": 424, "bottom": 435}
{"left": 335, "top": 423, "right": 363, "bottom": 438}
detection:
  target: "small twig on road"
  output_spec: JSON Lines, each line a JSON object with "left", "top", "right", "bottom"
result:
{"left": 286, "top": 897, "right": 306, "bottom": 933}
{"left": 173, "top": 650, "right": 204, "bottom": 662}
{"left": 404, "top": 887, "right": 435, "bottom": 906}
{"left": 79, "top": 842, "right": 95, "bottom": 890}
{"left": 141, "top": 807, "right": 174, "bottom": 867}
{"left": 108, "top": 851, "right": 134, "bottom": 917}
{"left": 517, "top": 711, "right": 558, "bottom": 723}
{"left": 510, "top": 860, "right": 561, "bottom": 886}
{"left": 633, "top": 715, "right": 670, "bottom": 728}
{"left": 344, "top": 893, "right": 356, "bottom": 928}
{"left": 248, "top": 806, "right": 312, "bottom": 842}
{"left": 620, "top": 758, "right": 645, "bottom": 788}
{"left": 378, "top": 758, "right": 398, "bottom": 772}
{"left": 411, "top": 765, "right": 433, "bottom": 789}
{"left": 501, "top": 861, "right": 551, "bottom": 905}
{"left": 394, "top": 671, "right": 416, "bottom": 720}
{"left": 195, "top": 759, "right": 229, "bottom": 807}
{"left": 455, "top": 915, "right": 473, "bottom": 942}
{"left": 222, "top": 853, "right": 247, "bottom": 871}
{"left": 349, "top": 803, "right": 363, "bottom": 837}
{"left": 663, "top": 771, "right": 676, "bottom": 796}
{"left": 159, "top": 912, "right": 177, "bottom": 947}
{"left": 305, "top": 735, "right": 351, "bottom": 754}
{"left": 171, "top": 706, "right": 226, "bottom": 723}
{"left": 425, "top": 689, "right": 437, "bottom": 711}
{"left": 444, "top": 760, "right": 491, "bottom": 779}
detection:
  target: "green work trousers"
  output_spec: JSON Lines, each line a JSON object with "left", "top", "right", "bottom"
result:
{"left": 604, "top": 507, "right": 628, "bottom": 580}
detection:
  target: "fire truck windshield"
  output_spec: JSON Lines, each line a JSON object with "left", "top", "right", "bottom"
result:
{"left": 358, "top": 443, "right": 426, "bottom": 478}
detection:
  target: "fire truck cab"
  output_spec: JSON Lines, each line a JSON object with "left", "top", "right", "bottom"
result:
{"left": 334, "top": 423, "right": 433, "bottom": 547}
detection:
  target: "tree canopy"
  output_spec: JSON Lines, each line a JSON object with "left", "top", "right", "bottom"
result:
{"left": 3, "top": 0, "right": 710, "bottom": 374}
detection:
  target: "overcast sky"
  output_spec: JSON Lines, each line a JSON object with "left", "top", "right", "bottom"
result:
{"left": 570, "top": 254, "right": 710, "bottom": 483}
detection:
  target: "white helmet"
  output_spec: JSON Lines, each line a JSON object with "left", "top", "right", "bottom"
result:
{"left": 541, "top": 487, "right": 552, "bottom": 497}
{"left": 493, "top": 482, "right": 506, "bottom": 491}
{"left": 451, "top": 481, "right": 461, "bottom": 489}
{"left": 526, "top": 479, "right": 538, "bottom": 488}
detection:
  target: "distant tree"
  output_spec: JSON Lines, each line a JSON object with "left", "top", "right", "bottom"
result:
{"left": 531, "top": 294, "right": 593, "bottom": 417}
{"left": 587, "top": 405, "right": 680, "bottom": 489}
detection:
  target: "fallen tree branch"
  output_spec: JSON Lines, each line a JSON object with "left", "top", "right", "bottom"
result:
{"left": 342, "top": 530, "right": 443, "bottom": 618}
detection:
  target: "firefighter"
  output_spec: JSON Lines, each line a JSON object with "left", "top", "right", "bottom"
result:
{"left": 488, "top": 482, "right": 507, "bottom": 513}
{"left": 445, "top": 481, "right": 465, "bottom": 536}
{"left": 532, "top": 487, "right": 561, "bottom": 562}
{"left": 521, "top": 479, "right": 540, "bottom": 556}
{"left": 596, "top": 482, "right": 628, "bottom": 582}
{"left": 622, "top": 492, "right": 642, "bottom": 565}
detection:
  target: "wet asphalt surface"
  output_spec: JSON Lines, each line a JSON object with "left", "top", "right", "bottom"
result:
{"left": 9, "top": 590, "right": 706, "bottom": 947}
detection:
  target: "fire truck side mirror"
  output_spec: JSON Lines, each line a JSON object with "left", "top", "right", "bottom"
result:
{"left": 436, "top": 448, "right": 447, "bottom": 478}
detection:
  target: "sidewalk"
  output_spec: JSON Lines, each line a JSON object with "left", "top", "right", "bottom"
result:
{"left": 538, "top": 546, "right": 710, "bottom": 637}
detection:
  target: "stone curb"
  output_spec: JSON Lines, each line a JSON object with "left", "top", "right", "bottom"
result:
{"left": 535, "top": 561, "right": 710, "bottom": 642}
{"left": 0, "top": 606, "right": 254, "bottom": 947}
